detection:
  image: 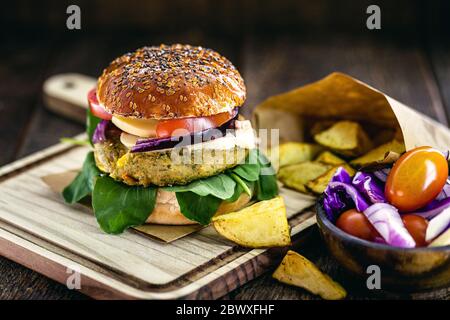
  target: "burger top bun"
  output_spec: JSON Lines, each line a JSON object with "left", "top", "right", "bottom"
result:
{"left": 97, "top": 44, "right": 246, "bottom": 120}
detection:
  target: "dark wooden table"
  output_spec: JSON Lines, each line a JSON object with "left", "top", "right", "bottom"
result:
{"left": 1, "top": 30, "right": 450, "bottom": 300}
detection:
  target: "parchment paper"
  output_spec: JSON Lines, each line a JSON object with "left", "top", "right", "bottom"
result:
{"left": 41, "top": 172, "right": 203, "bottom": 243}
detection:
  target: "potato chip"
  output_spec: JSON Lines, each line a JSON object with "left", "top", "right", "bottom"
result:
{"left": 315, "top": 151, "right": 346, "bottom": 165}
{"left": 268, "top": 142, "right": 322, "bottom": 172}
{"left": 306, "top": 165, "right": 355, "bottom": 194}
{"left": 212, "top": 196, "right": 291, "bottom": 248}
{"left": 278, "top": 161, "right": 331, "bottom": 193}
{"left": 314, "top": 121, "right": 373, "bottom": 157}
{"left": 310, "top": 120, "right": 336, "bottom": 136}
{"left": 351, "top": 139, "right": 405, "bottom": 167}
{"left": 273, "top": 250, "right": 347, "bottom": 300}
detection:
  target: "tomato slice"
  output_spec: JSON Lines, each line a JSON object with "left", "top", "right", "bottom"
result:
{"left": 155, "top": 110, "right": 234, "bottom": 138}
{"left": 335, "top": 209, "right": 380, "bottom": 241}
{"left": 385, "top": 146, "right": 448, "bottom": 212}
{"left": 401, "top": 214, "right": 428, "bottom": 247}
{"left": 88, "top": 89, "right": 112, "bottom": 120}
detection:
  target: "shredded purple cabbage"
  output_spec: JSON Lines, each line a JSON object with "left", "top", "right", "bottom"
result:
{"left": 412, "top": 197, "right": 450, "bottom": 219}
{"left": 352, "top": 172, "right": 386, "bottom": 204}
{"left": 436, "top": 179, "right": 450, "bottom": 201}
{"left": 322, "top": 167, "right": 367, "bottom": 221}
{"left": 330, "top": 166, "right": 352, "bottom": 184}
{"left": 323, "top": 179, "right": 370, "bottom": 222}
{"left": 373, "top": 168, "right": 390, "bottom": 183}
{"left": 92, "top": 120, "right": 110, "bottom": 144}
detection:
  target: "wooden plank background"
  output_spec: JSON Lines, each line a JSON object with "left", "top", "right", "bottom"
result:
{"left": 1, "top": 0, "right": 450, "bottom": 299}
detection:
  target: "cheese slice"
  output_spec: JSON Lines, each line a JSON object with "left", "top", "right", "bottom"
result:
{"left": 120, "top": 132, "right": 141, "bottom": 148}
{"left": 112, "top": 115, "right": 158, "bottom": 137}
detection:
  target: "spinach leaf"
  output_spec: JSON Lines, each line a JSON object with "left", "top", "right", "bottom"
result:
{"left": 231, "top": 163, "right": 260, "bottom": 181}
{"left": 86, "top": 107, "right": 101, "bottom": 145}
{"left": 164, "top": 174, "right": 235, "bottom": 200}
{"left": 92, "top": 176, "right": 157, "bottom": 234}
{"left": 227, "top": 179, "right": 255, "bottom": 203}
{"left": 255, "top": 172, "right": 278, "bottom": 200}
{"left": 62, "top": 152, "right": 101, "bottom": 203}
{"left": 175, "top": 192, "right": 222, "bottom": 225}
{"left": 255, "top": 151, "right": 279, "bottom": 200}
{"left": 229, "top": 173, "right": 252, "bottom": 196}
{"left": 226, "top": 183, "right": 243, "bottom": 203}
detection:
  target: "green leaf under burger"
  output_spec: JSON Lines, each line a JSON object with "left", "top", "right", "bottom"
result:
{"left": 255, "top": 151, "right": 279, "bottom": 200}
{"left": 92, "top": 176, "right": 157, "bottom": 234}
{"left": 62, "top": 152, "right": 101, "bottom": 204}
{"left": 175, "top": 192, "right": 223, "bottom": 225}
{"left": 164, "top": 173, "right": 236, "bottom": 199}
{"left": 231, "top": 162, "right": 260, "bottom": 181}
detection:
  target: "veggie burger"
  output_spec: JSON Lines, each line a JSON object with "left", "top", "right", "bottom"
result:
{"left": 63, "top": 44, "right": 278, "bottom": 234}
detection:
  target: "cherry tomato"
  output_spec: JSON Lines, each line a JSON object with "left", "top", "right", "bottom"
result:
{"left": 402, "top": 214, "right": 428, "bottom": 247}
{"left": 336, "top": 209, "right": 380, "bottom": 241}
{"left": 155, "top": 111, "right": 234, "bottom": 138}
{"left": 88, "top": 89, "right": 112, "bottom": 120}
{"left": 385, "top": 146, "right": 448, "bottom": 212}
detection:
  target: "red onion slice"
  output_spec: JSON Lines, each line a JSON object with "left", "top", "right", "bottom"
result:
{"left": 131, "top": 116, "right": 237, "bottom": 153}
{"left": 364, "top": 203, "right": 416, "bottom": 248}
{"left": 426, "top": 207, "right": 450, "bottom": 242}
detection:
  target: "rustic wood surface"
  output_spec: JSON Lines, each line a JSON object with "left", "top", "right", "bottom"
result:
{"left": 1, "top": 30, "right": 450, "bottom": 300}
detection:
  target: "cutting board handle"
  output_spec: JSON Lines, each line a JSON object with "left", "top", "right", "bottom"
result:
{"left": 43, "top": 73, "right": 97, "bottom": 123}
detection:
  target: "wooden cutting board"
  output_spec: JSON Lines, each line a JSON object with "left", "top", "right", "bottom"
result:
{"left": 0, "top": 144, "right": 316, "bottom": 299}
{"left": 0, "top": 75, "right": 318, "bottom": 299}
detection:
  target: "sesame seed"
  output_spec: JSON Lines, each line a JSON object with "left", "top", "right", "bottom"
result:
{"left": 99, "top": 44, "right": 245, "bottom": 117}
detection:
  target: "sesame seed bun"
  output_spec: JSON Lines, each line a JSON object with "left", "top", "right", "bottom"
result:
{"left": 97, "top": 44, "right": 246, "bottom": 120}
{"left": 146, "top": 189, "right": 251, "bottom": 225}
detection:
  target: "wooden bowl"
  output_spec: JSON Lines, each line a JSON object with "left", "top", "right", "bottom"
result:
{"left": 315, "top": 199, "right": 450, "bottom": 291}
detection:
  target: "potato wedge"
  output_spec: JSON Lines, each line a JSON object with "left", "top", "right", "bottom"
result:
{"left": 351, "top": 139, "right": 405, "bottom": 168}
{"left": 268, "top": 142, "right": 322, "bottom": 172}
{"left": 310, "top": 120, "right": 336, "bottom": 136}
{"left": 306, "top": 165, "right": 355, "bottom": 194}
{"left": 278, "top": 161, "right": 331, "bottom": 193}
{"left": 315, "top": 151, "right": 346, "bottom": 165}
{"left": 273, "top": 250, "right": 347, "bottom": 300}
{"left": 314, "top": 121, "right": 373, "bottom": 157}
{"left": 212, "top": 196, "right": 291, "bottom": 248}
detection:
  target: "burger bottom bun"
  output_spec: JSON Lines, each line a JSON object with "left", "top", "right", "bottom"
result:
{"left": 146, "top": 189, "right": 251, "bottom": 225}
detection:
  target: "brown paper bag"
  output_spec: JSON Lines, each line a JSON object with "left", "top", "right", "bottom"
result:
{"left": 253, "top": 72, "right": 450, "bottom": 151}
